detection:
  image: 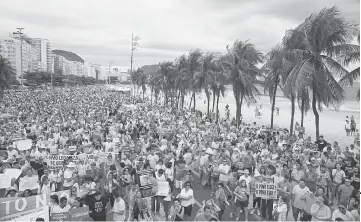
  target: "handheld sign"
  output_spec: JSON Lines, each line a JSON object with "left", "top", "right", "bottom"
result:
{"left": 255, "top": 182, "right": 277, "bottom": 199}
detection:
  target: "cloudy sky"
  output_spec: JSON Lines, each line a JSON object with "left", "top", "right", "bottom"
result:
{"left": 0, "top": 0, "right": 359, "bottom": 68}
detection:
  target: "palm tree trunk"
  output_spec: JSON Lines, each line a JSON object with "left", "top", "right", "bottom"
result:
{"left": 212, "top": 89, "right": 216, "bottom": 113}
{"left": 270, "top": 79, "right": 278, "bottom": 129}
{"left": 206, "top": 91, "right": 210, "bottom": 116}
{"left": 0, "top": 86, "right": 4, "bottom": 101}
{"left": 300, "top": 98, "right": 305, "bottom": 127}
{"left": 142, "top": 90, "right": 145, "bottom": 101}
{"left": 216, "top": 91, "right": 220, "bottom": 123}
{"left": 189, "top": 93, "right": 193, "bottom": 110}
{"left": 181, "top": 91, "right": 185, "bottom": 108}
{"left": 193, "top": 92, "right": 196, "bottom": 110}
{"left": 150, "top": 89, "right": 153, "bottom": 106}
{"left": 312, "top": 82, "right": 320, "bottom": 139}
{"left": 290, "top": 94, "right": 295, "bottom": 135}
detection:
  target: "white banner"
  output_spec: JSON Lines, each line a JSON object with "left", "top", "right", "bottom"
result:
{"left": 0, "top": 206, "right": 49, "bottom": 222}
{"left": 156, "top": 181, "right": 170, "bottom": 197}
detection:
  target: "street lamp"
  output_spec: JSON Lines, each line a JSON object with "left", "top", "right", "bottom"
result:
{"left": 13, "top": 28, "right": 25, "bottom": 86}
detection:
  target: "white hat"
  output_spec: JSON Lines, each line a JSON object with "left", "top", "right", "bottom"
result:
{"left": 67, "top": 162, "right": 76, "bottom": 168}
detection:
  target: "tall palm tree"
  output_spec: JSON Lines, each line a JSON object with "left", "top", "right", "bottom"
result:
{"left": 262, "top": 45, "right": 284, "bottom": 129}
{"left": 175, "top": 54, "right": 189, "bottom": 108}
{"left": 157, "top": 61, "right": 176, "bottom": 105}
{"left": 138, "top": 72, "right": 148, "bottom": 100}
{"left": 195, "top": 53, "right": 218, "bottom": 115}
{"left": 297, "top": 86, "right": 311, "bottom": 127}
{"left": 283, "top": 6, "right": 355, "bottom": 138}
{"left": 183, "top": 49, "right": 202, "bottom": 110}
{"left": 0, "top": 57, "right": 15, "bottom": 101}
{"left": 130, "top": 68, "right": 141, "bottom": 97}
{"left": 337, "top": 34, "right": 360, "bottom": 100}
{"left": 223, "top": 40, "right": 263, "bottom": 127}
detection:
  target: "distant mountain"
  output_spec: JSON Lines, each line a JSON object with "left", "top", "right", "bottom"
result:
{"left": 52, "top": 49, "right": 84, "bottom": 64}
{"left": 139, "top": 64, "right": 159, "bottom": 74}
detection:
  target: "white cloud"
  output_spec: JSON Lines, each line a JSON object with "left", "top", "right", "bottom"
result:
{"left": 0, "top": 0, "right": 359, "bottom": 68}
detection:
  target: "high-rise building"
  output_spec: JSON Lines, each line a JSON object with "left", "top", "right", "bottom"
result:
{"left": 0, "top": 37, "right": 21, "bottom": 78}
{"left": 30, "top": 38, "right": 52, "bottom": 72}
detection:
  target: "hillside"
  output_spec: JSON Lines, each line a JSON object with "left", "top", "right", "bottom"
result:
{"left": 52, "top": 49, "right": 84, "bottom": 64}
{"left": 139, "top": 64, "right": 159, "bottom": 74}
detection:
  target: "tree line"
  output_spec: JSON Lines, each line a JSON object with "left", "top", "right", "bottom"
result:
{"left": 130, "top": 6, "right": 360, "bottom": 138}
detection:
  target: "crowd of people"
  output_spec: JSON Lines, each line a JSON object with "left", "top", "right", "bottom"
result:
{"left": 0, "top": 86, "right": 360, "bottom": 222}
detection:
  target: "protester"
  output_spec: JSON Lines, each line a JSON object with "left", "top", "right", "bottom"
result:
{"left": 0, "top": 86, "right": 359, "bottom": 222}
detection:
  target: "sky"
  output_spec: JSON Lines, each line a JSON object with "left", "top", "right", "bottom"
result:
{"left": 0, "top": 0, "right": 359, "bottom": 69}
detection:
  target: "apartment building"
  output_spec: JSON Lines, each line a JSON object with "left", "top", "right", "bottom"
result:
{"left": 30, "top": 38, "right": 52, "bottom": 72}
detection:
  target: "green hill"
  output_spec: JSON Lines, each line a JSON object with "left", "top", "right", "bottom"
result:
{"left": 52, "top": 49, "right": 84, "bottom": 64}
{"left": 140, "top": 64, "right": 159, "bottom": 74}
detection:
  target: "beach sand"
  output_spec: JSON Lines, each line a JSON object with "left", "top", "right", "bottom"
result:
{"left": 181, "top": 87, "right": 360, "bottom": 148}
{"left": 134, "top": 84, "right": 359, "bottom": 147}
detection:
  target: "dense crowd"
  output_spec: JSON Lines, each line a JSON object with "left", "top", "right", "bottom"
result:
{"left": 0, "top": 86, "right": 359, "bottom": 222}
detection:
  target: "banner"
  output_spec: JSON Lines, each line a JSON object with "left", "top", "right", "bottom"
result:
{"left": 0, "top": 190, "right": 70, "bottom": 218}
{"left": 50, "top": 212, "right": 70, "bottom": 221}
{"left": 0, "top": 169, "right": 22, "bottom": 189}
{"left": 0, "top": 206, "right": 49, "bottom": 222}
{"left": 45, "top": 154, "right": 94, "bottom": 168}
{"left": 13, "top": 139, "right": 32, "bottom": 151}
{"left": 254, "top": 182, "right": 277, "bottom": 199}
{"left": 70, "top": 207, "right": 89, "bottom": 221}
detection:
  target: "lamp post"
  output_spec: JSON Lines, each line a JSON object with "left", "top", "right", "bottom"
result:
{"left": 13, "top": 28, "right": 25, "bottom": 86}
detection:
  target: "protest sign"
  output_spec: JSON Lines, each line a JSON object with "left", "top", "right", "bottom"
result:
{"left": 0, "top": 206, "right": 49, "bottom": 222}
{"left": 156, "top": 181, "right": 170, "bottom": 196}
{"left": 0, "top": 190, "right": 70, "bottom": 218}
{"left": 0, "top": 169, "right": 22, "bottom": 189}
{"left": 254, "top": 182, "right": 277, "bottom": 199}
{"left": 45, "top": 154, "right": 94, "bottom": 168}
{"left": 13, "top": 139, "right": 32, "bottom": 151}
{"left": 138, "top": 169, "right": 155, "bottom": 198}
{"left": 70, "top": 207, "right": 89, "bottom": 221}
{"left": 50, "top": 212, "right": 70, "bottom": 221}
{"left": 19, "top": 176, "right": 40, "bottom": 192}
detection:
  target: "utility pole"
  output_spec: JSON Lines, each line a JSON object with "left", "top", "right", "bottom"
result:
{"left": 13, "top": 28, "right": 25, "bottom": 86}
{"left": 108, "top": 59, "right": 112, "bottom": 85}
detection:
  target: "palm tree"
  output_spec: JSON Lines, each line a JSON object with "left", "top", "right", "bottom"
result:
{"left": 222, "top": 40, "right": 263, "bottom": 127}
{"left": 157, "top": 61, "right": 176, "bottom": 105}
{"left": 337, "top": 34, "right": 360, "bottom": 100}
{"left": 282, "top": 6, "right": 355, "bottom": 138}
{"left": 138, "top": 72, "right": 148, "bottom": 100}
{"left": 183, "top": 49, "right": 202, "bottom": 110}
{"left": 297, "top": 86, "right": 311, "bottom": 127}
{"left": 262, "top": 45, "right": 284, "bottom": 129}
{"left": 195, "top": 53, "right": 218, "bottom": 115}
{"left": 130, "top": 69, "right": 141, "bottom": 97}
{"left": 0, "top": 57, "right": 16, "bottom": 101}
{"left": 174, "top": 54, "right": 189, "bottom": 108}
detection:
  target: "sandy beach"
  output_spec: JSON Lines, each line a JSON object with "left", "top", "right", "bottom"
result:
{"left": 179, "top": 85, "right": 359, "bottom": 148}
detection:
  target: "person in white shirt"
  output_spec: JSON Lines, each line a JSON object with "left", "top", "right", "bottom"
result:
{"left": 218, "top": 159, "right": 230, "bottom": 185}
{"left": 6, "top": 146, "right": 19, "bottom": 162}
{"left": 178, "top": 181, "right": 194, "bottom": 221}
{"left": 63, "top": 162, "right": 75, "bottom": 190}
{"left": 238, "top": 169, "right": 252, "bottom": 188}
{"left": 331, "top": 203, "right": 355, "bottom": 221}
{"left": 49, "top": 167, "right": 63, "bottom": 191}
{"left": 38, "top": 175, "right": 55, "bottom": 194}
{"left": 52, "top": 196, "right": 71, "bottom": 213}
{"left": 155, "top": 159, "right": 166, "bottom": 173}
{"left": 292, "top": 179, "right": 310, "bottom": 221}
{"left": 147, "top": 151, "right": 159, "bottom": 169}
